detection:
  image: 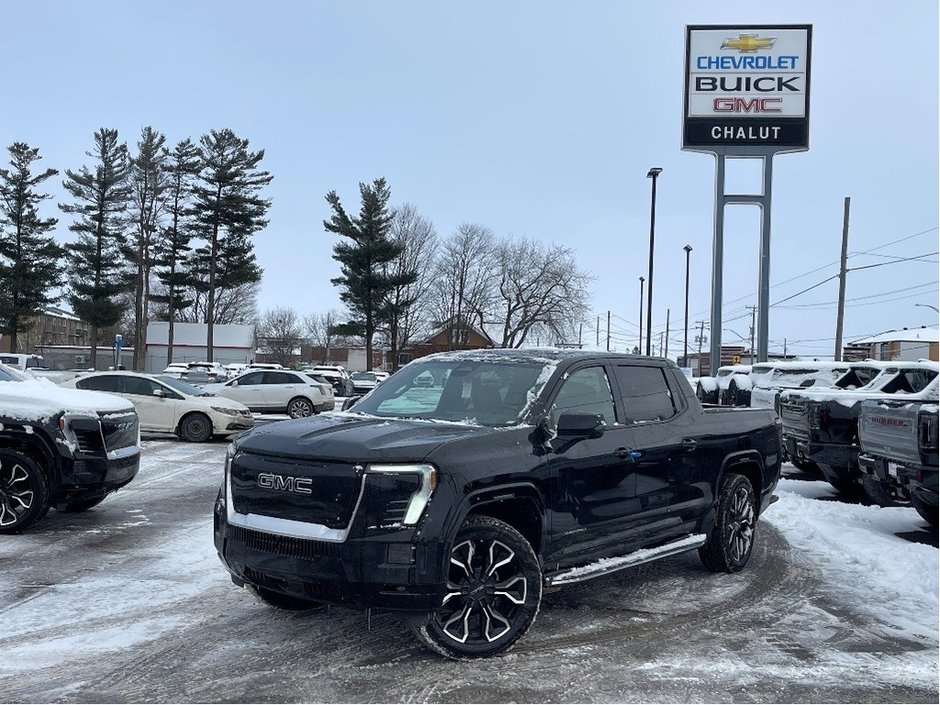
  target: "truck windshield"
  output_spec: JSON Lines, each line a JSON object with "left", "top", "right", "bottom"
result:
{"left": 348, "top": 359, "right": 552, "bottom": 427}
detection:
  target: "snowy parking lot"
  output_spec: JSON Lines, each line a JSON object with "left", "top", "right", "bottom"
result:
{"left": 0, "top": 431, "right": 937, "bottom": 703}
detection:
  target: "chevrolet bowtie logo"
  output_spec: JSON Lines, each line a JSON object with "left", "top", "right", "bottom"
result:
{"left": 720, "top": 34, "right": 776, "bottom": 53}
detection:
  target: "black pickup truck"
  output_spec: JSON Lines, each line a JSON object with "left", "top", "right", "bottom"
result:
{"left": 858, "top": 397, "right": 939, "bottom": 521}
{"left": 214, "top": 349, "right": 781, "bottom": 659}
{"left": 780, "top": 363, "right": 938, "bottom": 494}
{"left": 0, "top": 368, "right": 141, "bottom": 532}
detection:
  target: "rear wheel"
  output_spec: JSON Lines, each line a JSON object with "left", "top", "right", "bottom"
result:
{"left": 0, "top": 449, "right": 50, "bottom": 534}
{"left": 700, "top": 473, "right": 756, "bottom": 573}
{"left": 287, "top": 396, "right": 315, "bottom": 418}
{"left": 413, "top": 516, "right": 542, "bottom": 659}
{"left": 912, "top": 496, "right": 938, "bottom": 528}
{"left": 59, "top": 496, "right": 106, "bottom": 513}
{"left": 247, "top": 584, "right": 324, "bottom": 611}
{"left": 179, "top": 413, "right": 213, "bottom": 443}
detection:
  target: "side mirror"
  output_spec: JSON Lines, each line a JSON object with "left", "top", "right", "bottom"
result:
{"left": 341, "top": 396, "right": 362, "bottom": 411}
{"left": 556, "top": 412, "right": 606, "bottom": 439}
{"left": 152, "top": 388, "right": 165, "bottom": 398}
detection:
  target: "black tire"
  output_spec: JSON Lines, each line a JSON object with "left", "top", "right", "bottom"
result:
{"left": 826, "top": 475, "right": 860, "bottom": 495}
{"left": 246, "top": 584, "right": 325, "bottom": 612}
{"left": 860, "top": 475, "right": 905, "bottom": 508}
{"left": 413, "top": 516, "right": 542, "bottom": 659}
{"left": 286, "top": 396, "right": 315, "bottom": 419}
{"left": 59, "top": 496, "right": 106, "bottom": 513}
{"left": 700, "top": 472, "right": 757, "bottom": 573}
{"left": 725, "top": 380, "right": 739, "bottom": 407}
{"left": 179, "top": 412, "right": 213, "bottom": 443}
{"left": 912, "top": 496, "right": 938, "bottom": 528}
{"left": 0, "top": 449, "right": 50, "bottom": 534}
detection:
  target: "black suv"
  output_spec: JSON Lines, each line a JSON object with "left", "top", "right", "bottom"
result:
{"left": 0, "top": 368, "right": 141, "bottom": 532}
{"left": 214, "top": 350, "right": 781, "bottom": 658}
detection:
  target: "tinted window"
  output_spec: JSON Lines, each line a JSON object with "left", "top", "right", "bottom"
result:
{"left": 235, "top": 372, "right": 265, "bottom": 386}
{"left": 264, "top": 371, "right": 297, "bottom": 385}
{"left": 549, "top": 367, "right": 616, "bottom": 427}
{"left": 77, "top": 375, "right": 124, "bottom": 393}
{"left": 124, "top": 376, "right": 160, "bottom": 396}
{"left": 614, "top": 365, "right": 677, "bottom": 422}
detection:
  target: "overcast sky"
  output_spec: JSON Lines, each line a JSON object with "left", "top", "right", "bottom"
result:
{"left": 2, "top": 0, "right": 937, "bottom": 359}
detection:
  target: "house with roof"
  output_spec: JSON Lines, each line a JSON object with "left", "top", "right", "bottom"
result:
{"left": 850, "top": 327, "right": 938, "bottom": 362}
{"left": 399, "top": 317, "right": 496, "bottom": 365}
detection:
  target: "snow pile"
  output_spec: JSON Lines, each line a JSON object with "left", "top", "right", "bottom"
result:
{"left": 0, "top": 378, "right": 133, "bottom": 421}
{"left": 766, "top": 479, "right": 938, "bottom": 635}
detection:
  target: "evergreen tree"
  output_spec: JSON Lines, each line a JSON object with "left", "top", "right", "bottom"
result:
{"left": 324, "top": 178, "right": 413, "bottom": 369}
{"left": 60, "top": 128, "right": 132, "bottom": 369}
{"left": 191, "top": 129, "right": 272, "bottom": 361}
{"left": 0, "top": 143, "right": 63, "bottom": 353}
{"left": 125, "top": 127, "right": 167, "bottom": 370}
{"left": 152, "top": 138, "right": 199, "bottom": 366}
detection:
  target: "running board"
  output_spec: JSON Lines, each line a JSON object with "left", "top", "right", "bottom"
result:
{"left": 546, "top": 533, "right": 708, "bottom": 587}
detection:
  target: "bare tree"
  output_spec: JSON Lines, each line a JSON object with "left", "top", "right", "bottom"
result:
{"left": 175, "top": 281, "right": 258, "bottom": 326}
{"left": 256, "top": 307, "right": 303, "bottom": 367}
{"left": 304, "top": 309, "right": 341, "bottom": 364}
{"left": 381, "top": 203, "right": 438, "bottom": 368}
{"left": 432, "top": 223, "right": 497, "bottom": 349}
{"left": 492, "top": 238, "right": 592, "bottom": 348}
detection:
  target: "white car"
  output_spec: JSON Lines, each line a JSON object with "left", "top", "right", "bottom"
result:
{"left": 371, "top": 370, "right": 390, "bottom": 382}
{"left": 0, "top": 353, "right": 47, "bottom": 372}
{"left": 310, "top": 366, "right": 355, "bottom": 396}
{"left": 203, "top": 369, "right": 334, "bottom": 417}
{"left": 350, "top": 371, "right": 383, "bottom": 394}
{"left": 60, "top": 371, "right": 254, "bottom": 442}
{"left": 162, "top": 363, "right": 190, "bottom": 379}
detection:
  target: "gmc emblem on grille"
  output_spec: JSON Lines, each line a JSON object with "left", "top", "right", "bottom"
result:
{"left": 257, "top": 472, "right": 313, "bottom": 494}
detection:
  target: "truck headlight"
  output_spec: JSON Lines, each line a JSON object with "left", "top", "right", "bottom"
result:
{"left": 366, "top": 463, "right": 437, "bottom": 526}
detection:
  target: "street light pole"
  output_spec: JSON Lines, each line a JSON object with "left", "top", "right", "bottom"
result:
{"left": 683, "top": 244, "right": 692, "bottom": 367}
{"left": 645, "top": 167, "right": 662, "bottom": 356}
{"left": 638, "top": 276, "right": 645, "bottom": 354}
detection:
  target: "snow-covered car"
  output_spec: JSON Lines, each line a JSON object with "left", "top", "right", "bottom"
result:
{"left": 695, "top": 365, "right": 750, "bottom": 405}
{"left": 0, "top": 353, "right": 48, "bottom": 372}
{"left": 162, "top": 363, "right": 190, "bottom": 379}
{"left": 203, "top": 369, "right": 334, "bottom": 417}
{"left": 0, "top": 375, "right": 140, "bottom": 532}
{"left": 185, "top": 361, "right": 230, "bottom": 382}
{"left": 309, "top": 366, "right": 355, "bottom": 396}
{"left": 60, "top": 371, "right": 254, "bottom": 442}
{"left": 226, "top": 363, "right": 248, "bottom": 376}
{"left": 750, "top": 361, "right": 887, "bottom": 414}
{"left": 246, "top": 362, "right": 284, "bottom": 371}
{"left": 350, "top": 371, "right": 383, "bottom": 394}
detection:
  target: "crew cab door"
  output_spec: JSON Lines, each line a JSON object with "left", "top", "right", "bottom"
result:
{"left": 609, "top": 363, "right": 707, "bottom": 537}
{"left": 544, "top": 364, "right": 640, "bottom": 566}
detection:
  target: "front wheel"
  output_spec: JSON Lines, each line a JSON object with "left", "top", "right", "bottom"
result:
{"left": 912, "top": 495, "right": 938, "bottom": 528}
{"left": 412, "top": 516, "right": 542, "bottom": 659}
{"left": 179, "top": 413, "right": 213, "bottom": 443}
{"left": 700, "top": 473, "right": 756, "bottom": 573}
{"left": 0, "top": 449, "right": 50, "bottom": 533}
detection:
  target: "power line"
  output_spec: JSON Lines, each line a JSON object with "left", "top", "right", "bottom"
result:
{"left": 774, "top": 280, "right": 938, "bottom": 309}
{"left": 847, "top": 251, "right": 940, "bottom": 273}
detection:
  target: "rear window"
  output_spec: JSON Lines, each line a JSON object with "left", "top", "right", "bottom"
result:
{"left": 613, "top": 365, "right": 677, "bottom": 422}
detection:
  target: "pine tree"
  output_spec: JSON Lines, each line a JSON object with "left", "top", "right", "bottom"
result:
{"left": 324, "top": 178, "right": 414, "bottom": 369}
{"left": 125, "top": 127, "right": 167, "bottom": 370}
{"left": 60, "top": 128, "right": 132, "bottom": 369}
{"left": 152, "top": 138, "right": 199, "bottom": 366}
{"left": 191, "top": 129, "right": 272, "bottom": 362}
{"left": 0, "top": 143, "right": 63, "bottom": 353}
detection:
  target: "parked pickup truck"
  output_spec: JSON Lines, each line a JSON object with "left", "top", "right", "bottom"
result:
{"left": 0, "top": 367, "right": 141, "bottom": 533}
{"left": 780, "top": 362, "right": 938, "bottom": 494}
{"left": 858, "top": 398, "right": 939, "bottom": 519}
{"left": 214, "top": 349, "right": 781, "bottom": 659}
{"left": 749, "top": 361, "right": 885, "bottom": 414}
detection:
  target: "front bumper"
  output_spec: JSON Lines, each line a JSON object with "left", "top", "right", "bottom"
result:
{"left": 214, "top": 412, "right": 255, "bottom": 434}
{"left": 54, "top": 448, "right": 141, "bottom": 503}
{"left": 213, "top": 495, "right": 445, "bottom": 612}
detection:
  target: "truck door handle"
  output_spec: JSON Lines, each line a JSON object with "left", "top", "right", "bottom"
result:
{"left": 681, "top": 438, "right": 698, "bottom": 451}
{"left": 615, "top": 447, "right": 642, "bottom": 462}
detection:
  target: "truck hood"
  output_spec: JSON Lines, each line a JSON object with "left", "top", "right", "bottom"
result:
{"left": 234, "top": 411, "right": 496, "bottom": 462}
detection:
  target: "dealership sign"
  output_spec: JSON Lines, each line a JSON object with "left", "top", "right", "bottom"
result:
{"left": 683, "top": 24, "right": 812, "bottom": 151}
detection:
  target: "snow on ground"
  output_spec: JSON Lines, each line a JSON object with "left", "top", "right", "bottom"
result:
{"left": 766, "top": 477, "right": 938, "bottom": 640}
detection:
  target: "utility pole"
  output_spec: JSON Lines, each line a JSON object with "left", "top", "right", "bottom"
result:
{"left": 664, "top": 308, "right": 670, "bottom": 359}
{"left": 748, "top": 306, "right": 757, "bottom": 364}
{"left": 784, "top": 337, "right": 787, "bottom": 358}
{"left": 596, "top": 316, "right": 600, "bottom": 347}
{"left": 606, "top": 310, "right": 611, "bottom": 351}
{"left": 834, "top": 196, "right": 851, "bottom": 361}
{"left": 695, "top": 320, "right": 707, "bottom": 375}
{"left": 658, "top": 331, "right": 664, "bottom": 357}
{"left": 638, "top": 276, "right": 645, "bottom": 355}
{"left": 578, "top": 323, "right": 583, "bottom": 349}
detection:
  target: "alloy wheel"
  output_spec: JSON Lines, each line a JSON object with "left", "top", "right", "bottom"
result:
{"left": 288, "top": 398, "right": 314, "bottom": 418}
{"left": 727, "top": 485, "right": 755, "bottom": 563}
{"left": 0, "top": 458, "right": 34, "bottom": 528}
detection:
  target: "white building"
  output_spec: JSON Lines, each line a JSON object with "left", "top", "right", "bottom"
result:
{"left": 145, "top": 322, "right": 254, "bottom": 372}
{"left": 850, "top": 327, "right": 938, "bottom": 362}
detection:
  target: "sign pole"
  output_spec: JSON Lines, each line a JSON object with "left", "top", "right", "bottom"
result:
{"left": 757, "top": 155, "right": 774, "bottom": 362}
{"left": 709, "top": 154, "right": 726, "bottom": 376}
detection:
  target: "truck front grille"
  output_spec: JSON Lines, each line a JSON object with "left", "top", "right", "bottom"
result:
{"left": 229, "top": 524, "right": 342, "bottom": 560}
